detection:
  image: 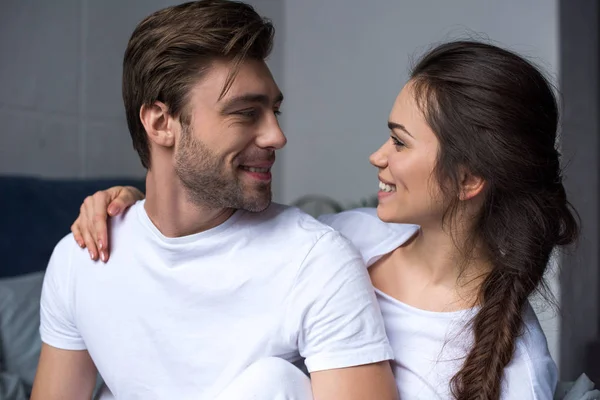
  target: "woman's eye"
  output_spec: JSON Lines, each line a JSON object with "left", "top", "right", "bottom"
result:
{"left": 391, "top": 136, "right": 405, "bottom": 148}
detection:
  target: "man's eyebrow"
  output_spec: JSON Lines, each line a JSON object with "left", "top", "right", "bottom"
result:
{"left": 388, "top": 121, "right": 413, "bottom": 138}
{"left": 220, "top": 92, "right": 284, "bottom": 113}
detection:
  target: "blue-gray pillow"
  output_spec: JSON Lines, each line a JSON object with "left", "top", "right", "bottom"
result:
{"left": 0, "top": 272, "right": 44, "bottom": 397}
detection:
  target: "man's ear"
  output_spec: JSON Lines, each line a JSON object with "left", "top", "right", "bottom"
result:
{"left": 458, "top": 167, "right": 485, "bottom": 201}
{"left": 140, "top": 101, "right": 175, "bottom": 148}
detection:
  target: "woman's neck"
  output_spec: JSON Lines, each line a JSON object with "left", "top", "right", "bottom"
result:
{"left": 370, "top": 223, "right": 491, "bottom": 312}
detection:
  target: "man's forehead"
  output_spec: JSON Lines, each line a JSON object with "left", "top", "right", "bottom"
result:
{"left": 219, "top": 64, "right": 281, "bottom": 102}
{"left": 191, "top": 59, "right": 281, "bottom": 103}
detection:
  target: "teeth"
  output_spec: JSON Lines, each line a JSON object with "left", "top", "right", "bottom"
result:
{"left": 379, "top": 181, "right": 396, "bottom": 193}
{"left": 244, "top": 167, "right": 269, "bottom": 173}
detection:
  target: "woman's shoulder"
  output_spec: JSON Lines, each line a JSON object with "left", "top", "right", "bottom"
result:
{"left": 317, "top": 208, "right": 419, "bottom": 266}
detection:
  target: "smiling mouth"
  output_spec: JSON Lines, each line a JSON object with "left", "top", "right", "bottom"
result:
{"left": 239, "top": 165, "right": 273, "bottom": 182}
{"left": 379, "top": 180, "right": 396, "bottom": 193}
{"left": 239, "top": 166, "right": 271, "bottom": 173}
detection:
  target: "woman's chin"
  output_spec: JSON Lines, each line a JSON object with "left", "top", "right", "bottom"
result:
{"left": 376, "top": 203, "right": 399, "bottom": 223}
{"left": 376, "top": 202, "right": 418, "bottom": 226}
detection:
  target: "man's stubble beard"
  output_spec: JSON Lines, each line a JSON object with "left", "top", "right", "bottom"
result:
{"left": 174, "top": 125, "right": 272, "bottom": 212}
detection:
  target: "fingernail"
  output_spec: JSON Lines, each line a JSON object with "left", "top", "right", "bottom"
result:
{"left": 108, "top": 206, "right": 120, "bottom": 216}
{"left": 89, "top": 250, "right": 95, "bottom": 260}
{"left": 98, "top": 240, "right": 103, "bottom": 250}
{"left": 77, "top": 240, "right": 84, "bottom": 248}
{"left": 100, "top": 252, "right": 107, "bottom": 262}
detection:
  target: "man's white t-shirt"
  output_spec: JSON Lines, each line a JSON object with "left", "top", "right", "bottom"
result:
{"left": 319, "top": 208, "right": 558, "bottom": 400}
{"left": 40, "top": 201, "right": 393, "bottom": 399}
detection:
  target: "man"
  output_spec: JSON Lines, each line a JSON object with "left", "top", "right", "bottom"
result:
{"left": 31, "top": 1, "right": 398, "bottom": 399}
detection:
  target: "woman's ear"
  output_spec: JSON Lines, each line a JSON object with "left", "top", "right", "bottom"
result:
{"left": 459, "top": 167, "right": 485, "bottom": 201}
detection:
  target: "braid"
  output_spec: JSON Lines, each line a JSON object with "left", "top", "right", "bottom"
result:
{"left": 450, "top": 270, "right": 527, "bottom": 399}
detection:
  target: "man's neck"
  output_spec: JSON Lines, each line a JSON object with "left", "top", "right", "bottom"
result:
{"left": 143, "top": 170, "right": 236, "bottom": 238}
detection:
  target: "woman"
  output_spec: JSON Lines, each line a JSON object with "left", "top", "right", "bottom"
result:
{"left": 70, "top": 40, "right": 578, "bottom": 399}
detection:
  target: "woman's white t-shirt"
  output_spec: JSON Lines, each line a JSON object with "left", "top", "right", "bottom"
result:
{"left": 319, "top": 208, "right": 558, "bottom": 400}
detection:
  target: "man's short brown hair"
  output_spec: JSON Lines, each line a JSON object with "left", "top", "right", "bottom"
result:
{"left": 123, "top": 0, "right": 274, "bottom": 168}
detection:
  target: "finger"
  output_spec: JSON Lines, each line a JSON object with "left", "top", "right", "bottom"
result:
{"left": 82, "top": 217, "right": 99, "bottom": 260}
{"left": 81, "top": 196, "right": 99, "bottom": 260}
{"left": 90, "top": 191, "right": 112, "bottom": 262}
{"left": 93, "top": 213, "right": 110, "bottom": 263}
{"left": 107, "top": 186, "right": 143, "bottom": 216}
{"left": 71, "top": 219, "right": 86, "bottom": 248}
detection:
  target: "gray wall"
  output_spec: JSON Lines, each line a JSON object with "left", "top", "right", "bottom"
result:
{"left": 559, "top": 0, "right": 599, "bottom": 381}
{"left": 0, "top": 0, "right": 283, "bottom": 186}
{"left": 279, "top": 0, "right": 558, "bottom": 206}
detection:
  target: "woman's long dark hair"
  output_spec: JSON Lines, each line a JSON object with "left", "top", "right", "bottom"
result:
{"left": 410, "top": 41, "right": 579, "bottom": 399}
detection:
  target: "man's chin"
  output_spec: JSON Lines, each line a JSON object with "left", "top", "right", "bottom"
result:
{"left": 241, "top": 199, "right": 271, "bottom": 213}
{"left": 238, "top": 188, "right": 272, "bottom": 213}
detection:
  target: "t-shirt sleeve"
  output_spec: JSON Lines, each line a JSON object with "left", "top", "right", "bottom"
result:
{"left": 501, "top": 306, "right": 558, "bottom": 399}
{"left": 39, "top": 235, "right": 87, "bottom": 350}
{"left": 501, "top": 349, "right": 557, "bottom": 399}
{"left": 284, "top": 230, "right": 393, "bottom": 372}
{"left": 318, "top": 209, "right": 419, "bottom": 267}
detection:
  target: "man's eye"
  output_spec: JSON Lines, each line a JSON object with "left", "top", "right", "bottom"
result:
{"left": 235, "top": 109, "right": 258, "bottom": 118}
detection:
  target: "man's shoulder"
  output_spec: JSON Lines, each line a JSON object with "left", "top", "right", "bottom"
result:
{"left": 242, "top": 202, "right": 337, "bottom": 237}
{"left": 47, "top": 233, "right": 94, "bottom": 275}
{"left": 51, "top": 233, "right": 80, "bottom": 263}
{"left": 50, "top": 202, "right": 141, "bottom": 267}
{"left": 240, "top": 202, "right": 357, "bottom": 257}
{"left": 110, "top": 200, "right": 143, "bottom": 230}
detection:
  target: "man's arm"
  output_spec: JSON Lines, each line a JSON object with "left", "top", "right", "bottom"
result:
{"left": 287, "top": 231, "right": 398, "bottom": 400}
{"left": 33, "top": 237, "right": 98, "bottom": 399}
{"left": 31, "top": 344, "right": 97, "bottom": 400}
{"left": 311, "top": 362, "right": 398, "bottom": 399}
